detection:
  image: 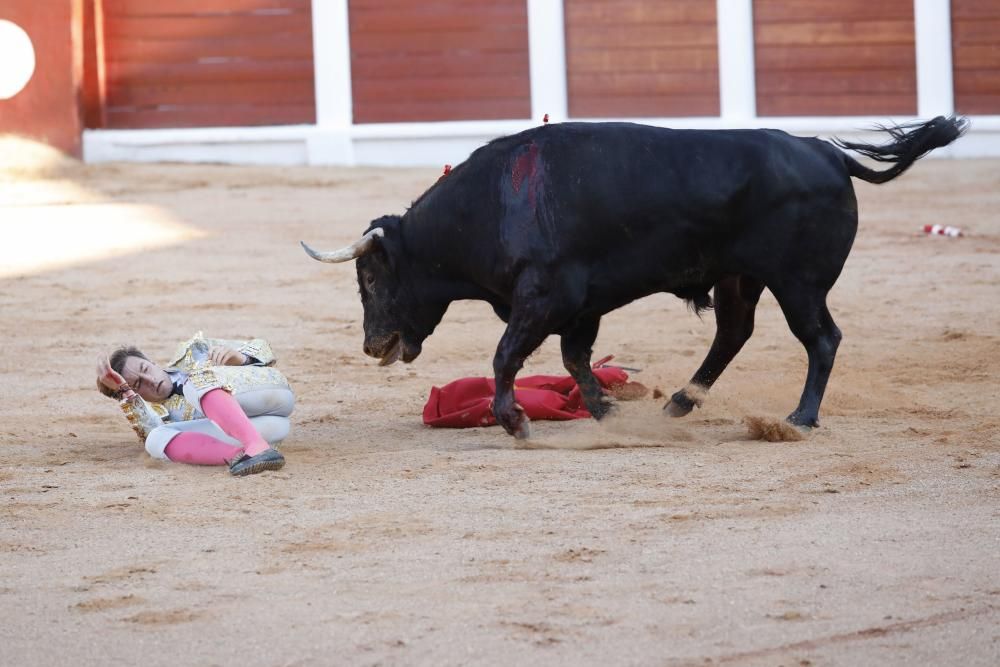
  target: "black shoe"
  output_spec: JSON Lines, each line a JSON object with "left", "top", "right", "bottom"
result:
{"left": 229, "top": 448, "right": 285, "bottom": 477}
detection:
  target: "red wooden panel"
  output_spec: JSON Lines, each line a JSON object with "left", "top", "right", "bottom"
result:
{"left": 353, "top": 74, "right": 528, "bottom": 104}
{"left": 565, "top": 1, "right": 716, "bottom": 24}
{"left": 0, "top": 0, "right": 84, "bottom": 154}
{"left": 569, "top": 46, "right": 718, "bottom": 74}
{"left": 348, "top": 0, "right": 530, "bottom": 123}
{"left": 350, "top": 27, "right": 529, "bottom": 56}
{"left": 102, "top": 0, "right": 310, "bottom": 15}
{"left": 954, "top": 94, "right": 1000, "bottom": 114}
{"left": 753, "top": 0, "right": 914, "bottom": 23}
{"left": 570, "top": 71, "right": 719, "bottom": 97}
{"left": 355, "top": 98, "right": 529, "bottom": 124}
{"left": 82, "top": 0, "right": 107, "bottom": 129}
{"left": 107, "top": 79, "right": 314, "bottom": 106}
{"left": 951, "top": 0, "right": 1000, "bottom": 19}
{"left": 952, "top": 0, "right": 1000, "bottom": 114}
{"left": 564, "top": 0, "right": 719, "bottom": 118}
{"left": 756, "top": 69, "right": 915, "bottom": 96}
{"left": 756, "top": 45, "right": 915, "bottom": 71}
{"left": 106, "top": 59, "right": 314, "bottom": 85}
{"left": 349, "top": 3, "right": 525, "bottom": 32}
{"left": 753, "top": 0, "right": 916, "bottom": 117}
{"left": 352, "top": 52, "right": 530, "bottom": 80}
{"left": 105, "top": 103, "right": 314, "bottom": 128}
{"left": 951, "top": 18, "right": 1000, "bottom": 46}
{"left": 103, "top": 13, "right": 312, "bottom": 40}
{"left": 100, "top": 0, "right": 314, "bottom": 128}
{"left": 570, "top": 95, "right": 719, "bottom": 119}
{"left": 108, "top": 35, "right": 313, "bottom": 63}
{"left": 952, "top": 45, "right": 1000, "bottom": 70}
{"left": 755, "top": 20, "right": 916, "bottom": 46}
{"left": 569, "top": 24, "right": 717, "bottom": 49}
{"left": 760, "top": 94, "right": 917, "bottom": 117}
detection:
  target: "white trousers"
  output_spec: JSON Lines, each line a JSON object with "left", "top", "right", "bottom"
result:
{"left": 145, "top": 387, "right": 295, "bottom": 460}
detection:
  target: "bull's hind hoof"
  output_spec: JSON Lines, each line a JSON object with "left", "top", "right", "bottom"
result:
{"left": 513, "top": 420, "right": 532, "bottom": 440}
{"left": 664, "top": 390, "right": 697, "bottom": 418}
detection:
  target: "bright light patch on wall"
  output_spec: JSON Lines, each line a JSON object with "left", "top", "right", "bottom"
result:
{"left": 0, "top": 20, "right": 36, "bottom": 100}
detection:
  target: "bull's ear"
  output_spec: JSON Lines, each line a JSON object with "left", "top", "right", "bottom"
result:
{"left": 301, "top": 228, "right": 385, "bottom": 263}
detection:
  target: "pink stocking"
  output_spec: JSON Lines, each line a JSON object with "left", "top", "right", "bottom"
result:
{"left": 164, "top": 432, "right": 241, "bottom": 466}
{"left": 200, "top": 388, "right": 270, "bottom": 456}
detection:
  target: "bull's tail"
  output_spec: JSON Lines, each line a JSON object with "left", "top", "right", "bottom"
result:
{"left": 833, "top": 116, "right": 968, "bottom": 185}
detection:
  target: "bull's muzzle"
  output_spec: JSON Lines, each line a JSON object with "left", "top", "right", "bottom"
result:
{"left": 365, "top": 332, "right": 402, "bottom": 366}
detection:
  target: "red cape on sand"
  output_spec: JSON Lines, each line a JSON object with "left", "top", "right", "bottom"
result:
{"left": 422, "top": 366, "right": 630, "bottom": 428}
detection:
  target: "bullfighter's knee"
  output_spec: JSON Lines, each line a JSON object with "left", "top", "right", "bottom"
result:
{"left": 250, "top": 415, "right": 291, "bottom": 446}
{"left": 145, "top": 425, "right": 180, "bottom": 460}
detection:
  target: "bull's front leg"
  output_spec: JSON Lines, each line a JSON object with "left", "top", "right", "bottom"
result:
{"left": 492, "top": 316, "right": 551, "bottom": 439}
{"left": 560, "top": 316, "right": 613, "bottom": 419}
{"left": 492, "top": 275, "right": 572, "bottom": 439}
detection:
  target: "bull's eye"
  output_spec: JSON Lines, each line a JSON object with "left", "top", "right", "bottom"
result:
{"left": 365, "top": 273, "right": 376, "bottom": 289}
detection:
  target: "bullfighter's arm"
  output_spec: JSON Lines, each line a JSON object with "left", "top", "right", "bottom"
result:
{"left": 118, "top": 389, "right": 166, "bottom": 444}
{"left": 235, "top": 338, "right": 275, "bottom": 366}
{"left": 199, "top": 336, "right": 277, "bottom": 366}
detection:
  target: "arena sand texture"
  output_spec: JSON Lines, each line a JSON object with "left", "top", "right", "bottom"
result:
{"left": 1, "top": 139, "right": 998, "bottom": 666}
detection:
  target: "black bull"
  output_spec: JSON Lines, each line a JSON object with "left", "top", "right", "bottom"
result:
{"left": 303, "top": 118, "right": 967, "bottom": 438}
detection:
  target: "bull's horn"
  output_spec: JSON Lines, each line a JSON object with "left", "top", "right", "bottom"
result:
{"left": 300, "top": 228, "right": 384, "bottom": 263}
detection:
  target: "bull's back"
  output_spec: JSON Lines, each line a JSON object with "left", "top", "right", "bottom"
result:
{"left": 532, "top": 124, "right": 842, "bottom": 253}
{"left": 490, "top": 122, "right": 855, "bottom": 307}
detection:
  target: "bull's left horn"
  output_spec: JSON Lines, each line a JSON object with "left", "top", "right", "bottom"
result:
{"left": 300, "top": 227, "right": 385, "bottom": 263}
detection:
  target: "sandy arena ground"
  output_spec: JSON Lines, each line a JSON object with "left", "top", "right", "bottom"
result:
{"left": 1, "top": 139, "right": 998, "bottom": 666}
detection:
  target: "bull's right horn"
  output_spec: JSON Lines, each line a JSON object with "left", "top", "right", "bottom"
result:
{"left": 300, "top": 227, "right": 385, "bottom": 263}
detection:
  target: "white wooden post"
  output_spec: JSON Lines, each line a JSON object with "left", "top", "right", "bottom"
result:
{"left": 717, "top": 0, "right": 757, "bottom": 122}
{"left": 914, "top": 0, "right": 955, "bottom": 117}
{"left": 527, "top": 0, "right": 568, "bottom": 122}
{"left": 309, "top": 0, "right": 355, "bottom": 164}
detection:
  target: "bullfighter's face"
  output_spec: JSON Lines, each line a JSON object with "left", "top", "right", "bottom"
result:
{"left": 120, "top": 355, "right": 173, "bottom": 402}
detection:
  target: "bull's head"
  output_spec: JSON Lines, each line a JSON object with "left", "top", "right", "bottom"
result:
{"left": 302, "top": 216, "right": 445, "bottom": 366}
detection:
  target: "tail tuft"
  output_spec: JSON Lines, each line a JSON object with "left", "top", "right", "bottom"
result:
{"left": 834, "top": 116, "right": 969, "bottom": 184}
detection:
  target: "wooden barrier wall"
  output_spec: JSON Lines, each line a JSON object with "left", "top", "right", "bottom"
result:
{"left": 94, "top": 0, "right": 315, "bottom": 128}
{"left": 564, "top": 0, "right": 719, "bottom": 118}
{"left": 952, "top": 0, "right": 1000, "bottom": 115}
{"left": 9, "top": 0, "right": 999, "bottom": 148}
{"left": 348, "top": 0, "right": 531, "bottom": 123}
{"left": 753, "top": 0, "right": 917, "bottom": 116}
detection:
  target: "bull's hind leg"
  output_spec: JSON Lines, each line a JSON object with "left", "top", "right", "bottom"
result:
{"left": 771, "top": 285, "right": 842, "bottom": 428}
{"left": 560, "top": 316, "right": 612, "bottom": 419}
{"left": 666, "top": 275, "right": 765, "bottom": 417}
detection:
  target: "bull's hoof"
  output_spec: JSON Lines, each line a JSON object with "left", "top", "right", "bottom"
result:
{"left": 496, "top": 402, "right": 531, "bottom": 439}
{"left": 664, "top": 390, "right": 697, "bottom": 418}
{"left": 786, "top": 410, "right": 819, "bottom": 429}
{"left": 589, "top": 396, "right": 617, "bottom": 421}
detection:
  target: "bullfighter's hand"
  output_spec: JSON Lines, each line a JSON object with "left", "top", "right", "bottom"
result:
{"left": 208, "top": 345, "right": 247, "bottom": 367}
{"left": 97, "top": 355, "right": 128, "bottom": 392}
